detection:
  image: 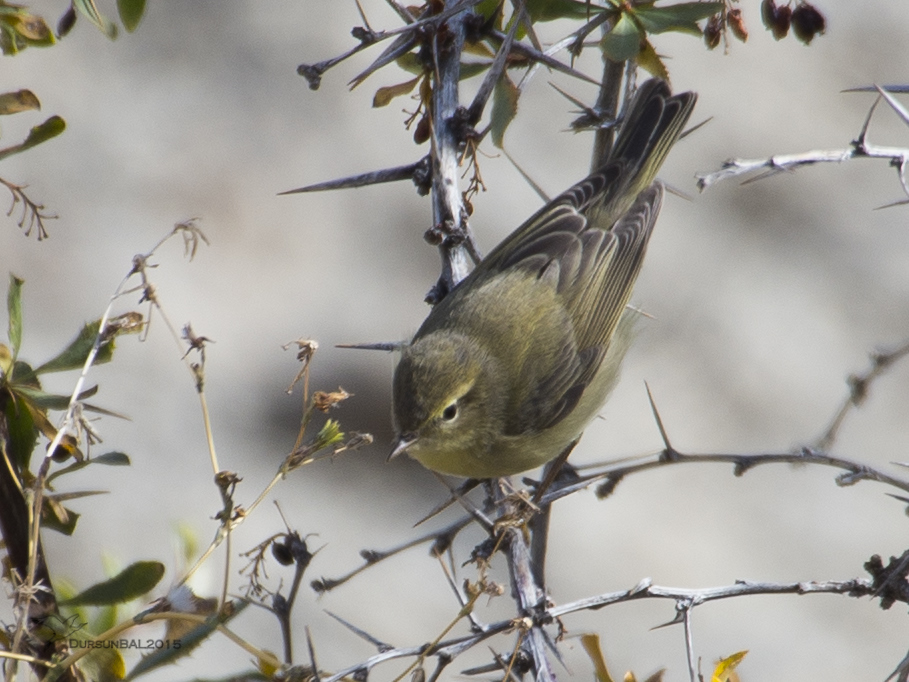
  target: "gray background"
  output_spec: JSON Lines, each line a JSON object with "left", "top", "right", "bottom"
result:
{"left": 3, "top": 1, "right": 909, "bottom": 680}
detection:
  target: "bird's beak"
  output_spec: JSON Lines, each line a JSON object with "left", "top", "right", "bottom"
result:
{"left": 388, "top": 433, "right": 418, "bottom": 462}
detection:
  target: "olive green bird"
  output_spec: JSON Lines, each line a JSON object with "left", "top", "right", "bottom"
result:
{"left": 390, "top": 79, "right": 696, "bottom": 478}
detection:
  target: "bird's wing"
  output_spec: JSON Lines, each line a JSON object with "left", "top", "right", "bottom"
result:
{"left": 432, "top": 81, "right": 695, "bottom": 435}
{"left": 500, "top": 187, "right": 662, "bottom": 436}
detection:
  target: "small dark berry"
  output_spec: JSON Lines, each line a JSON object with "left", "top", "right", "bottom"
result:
{"left": 792, "top": 3, "right": 826, "bottom": 44}
{"left": 704, "top": 14, "right": 722, "bottom": 49}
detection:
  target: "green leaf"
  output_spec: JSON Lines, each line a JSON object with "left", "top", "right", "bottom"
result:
{"left": 0, "top": 11, "right": 55, "bottom": 50}
{"left": 3, "top": 392, "right": 38, "bottom": 473}
{"left": 73, "top": 0, "right": 117, "bottom": 39}
{"left": 526, "top": 0, "right": 600, "bottom": 21}
{"left": 373, "top": 75, "right": 420, "bottom": 108}
{"left": 0, "top": 115, "right": 66, "bottom": 162}
{"left": 0, "top": 90, "right": 41, "bottom": 115}
{"left": 92, "top": 451, "right": 131, "bottom": 466}
{"left": 62, "top": 561, "right": 165, "bottom": 606}
{"left": 475, "top": 0, "right": 502, "bottom": 24}
{"left": 90, "top": 603, "right": 120, "bottom": 640}
{"left": 42, "top": 498, "right": 80, "bottom": 536}
{"left": 32, "top": 319, "right": 115, "bottom": 376}
{"left": 633, "top": 1, "right": 724, "bottom": 35}
{"left": 460, "top": 61, "right": 492, "bottom": 80}
{"left": 116, "top": 0, "right": 145, "bottom": 33}
{"left": 636, "top": 37, "right": 669, "bottom": 81}
{"left": 9, "top": 359, "right": 36, "bottom": 384}
{"left": 600, "top": 12, "right": 642, "bottom": 62}
{"left": 13, "top": 383, "right": 98, "bottom": 410}
{"left": 315, "top": 419, "right": 344, "bottom": 451}
{"left": 125, "top": 601, "right": 248, "bottom": 680}
{"left": 491, "top": 74, "right": 519, "bottom": 148}
{"left": 394, "top": 52, "right": 424, "bottom": 76}
{"left": 46, "top": 451, "right": 130, "bottom": 485}
{"left": 7, "top": 274, "right": 23, "bottom": 357}
{"left": 79, "top": 645, "right": 126, "bottom": 682}
{"left": 174, "top": 522, "right": 200, "bottom": 565}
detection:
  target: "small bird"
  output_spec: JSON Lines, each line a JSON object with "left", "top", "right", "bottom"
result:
{"left": 390, "top": 79, "right": 696, "bottom": 478}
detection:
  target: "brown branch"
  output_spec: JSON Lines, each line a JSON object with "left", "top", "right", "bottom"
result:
{"left": 319, "top": 572, "right": 875, "bottom": 682}
{"left": 0, "top": 177, "right": 56, "bottom": 241}
{"left": 815, "top": 338, "right": 909, "bottom": 450}
{"left": 535, "top": 445, "right": 909, "bottom": 507}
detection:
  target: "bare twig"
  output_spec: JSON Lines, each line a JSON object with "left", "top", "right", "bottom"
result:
{"left": 815, "top": 338, "right": 909, "bottom": 451}
{"left": 886, "top": 647, "right": 909, "bottom": 682}
{"left": 547, "top": 576, "right": 874, "bottom": 618}
{"left": 297, "top": 0, "right": 483, "bottom": 90}
{"left": 465, "top": 4, "right": 521, "bottom": 126}
{"left": 0, "top": 178, "right": 56, "bottom": 240}
{"left": 537, "top": 445, "right": 909, "bottom": 507}
{"left": 311, "top": 514, "right": 473, "bottom": 593}
{"left": 696, "top": 87, "right": 909, "bottom": 202}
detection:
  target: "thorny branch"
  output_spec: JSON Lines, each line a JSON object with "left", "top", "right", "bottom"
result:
{"left": 308, "top": 407, "right": 909, "bottom": 679}
{"left": 815, "top": 337, "right": 909, "bottom": 451}
{"left": 425, "top": 0, "right": 479, "bottom": 299}
{"left": 545, "top": 445, "right": 909, "bottom": 506}
{"left": 696, "top": 85, "right": 909, "bottom": 204}
{"left": 289, "top": 0, "right": 608, "bottom": 300}
{"left": 318, "top": 573, "right": 878, "bottom": 682}
{"left": 288, "top": 6, "right": 909, "bottom": 682}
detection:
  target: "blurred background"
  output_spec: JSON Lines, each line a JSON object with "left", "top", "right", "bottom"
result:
{"left": 3, "top": 1, "right": 909, "bottom": 680}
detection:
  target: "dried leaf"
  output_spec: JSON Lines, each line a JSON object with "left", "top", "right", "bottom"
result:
{"left": 312, "top": 387, "right": 350, "bottom": 412}
{"left": 373, "top": 75, "right": 421, "bottom": 108}
{"left": 0, "top": 90, "right": 41, "bottom": 115}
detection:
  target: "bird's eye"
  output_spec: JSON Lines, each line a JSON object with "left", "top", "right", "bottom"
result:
{"left": 441, "top": 403, "right": 459, "bottom": 422}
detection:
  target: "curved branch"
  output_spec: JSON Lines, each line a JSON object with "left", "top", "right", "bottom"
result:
{"left": 539, "top": 446, "right": 909, "bottom": 506}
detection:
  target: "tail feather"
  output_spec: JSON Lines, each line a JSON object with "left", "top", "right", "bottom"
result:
{"left": 589, "top": 79, "right": 696, "bottom": 227}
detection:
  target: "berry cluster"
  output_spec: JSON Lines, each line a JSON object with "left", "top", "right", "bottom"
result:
{"left": 762, "top": 0, "right": 827, "bottom": 44}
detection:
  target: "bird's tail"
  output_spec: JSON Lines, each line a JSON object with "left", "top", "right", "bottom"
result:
{"left": 591, "top": 79, "right": 696, "bottom": 225}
